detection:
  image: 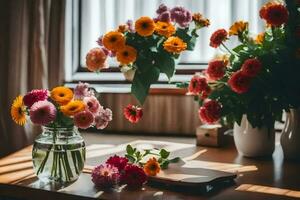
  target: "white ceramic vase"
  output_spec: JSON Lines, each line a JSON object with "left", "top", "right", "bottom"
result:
{"left": 281, "top": 109, "right": 300, "bottom": 161}
{"left": 233, "top": 115, "right": 275, "bottom": 157}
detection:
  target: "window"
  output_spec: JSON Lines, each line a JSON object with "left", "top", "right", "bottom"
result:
{"left": 65, "top": 0, "right": 267, "bottom": 90}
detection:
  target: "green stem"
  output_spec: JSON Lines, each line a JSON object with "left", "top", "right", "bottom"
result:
{"left": 221, "top": 43, "right": 235, "bottom": 56}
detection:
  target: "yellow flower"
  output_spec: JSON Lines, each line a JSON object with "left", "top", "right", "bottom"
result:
{"left": 11, "top": 95, "right": 26, "bottom": 126}
{"left": 229, "top": 21, "right": 248, "bottom": 36}
{"left": 116, "top": 45, "right": 137, "bottom": 65}
{"left": 102, "top": 31, "right": 126, "bottom": 51}
{"left": 163, "top": 36, "right": 187, "bottom": 54}
{"left": 155, "top": 21, "right": 176, "bottom": 38}
{"left": 135, "top": 16, "right": 155, "bottom": 37}
{"left": 50, "top": 86, "right": 73, "bottom": 106}
{"left": 255, "top": 32, "right": 265, "bottom": 45}
{"left": 143, "top": 157, "right": 161, "bottom": 176}
{"left": 60, "top": 100, "right": 85, "bottom": 117}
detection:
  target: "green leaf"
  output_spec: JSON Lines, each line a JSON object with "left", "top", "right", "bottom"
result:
{"left": 169, "top": 157, "right": 180, "bottom": 163}
{"left": 175, "top": 28, "right": 197, "bottom": 50}
{"left": 160, "top": 160, "right": 170, "bottom": 169}
{"left": 156, "top": 53, "right": 175, "bottom": 80}
{"left": 131, "top": 66, "right": 160, "bottom": 104}
{"left": 125, "top": 154, "right": 136, "bottom": 163}
{"left": 176, "top": 82, "right": 189, "bottom": 88}
{"left": 159, "top": 149, "right": 170, "bottom": 159}
{"left": 126, "top": 145, "right": 135, "bottom": 155}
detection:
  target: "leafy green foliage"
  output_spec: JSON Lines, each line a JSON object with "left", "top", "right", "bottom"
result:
{"left": 125, "top": 145, "right": 180, "bottom": 169}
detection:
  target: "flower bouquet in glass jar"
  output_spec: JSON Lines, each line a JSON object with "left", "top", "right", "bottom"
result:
{"left": 10, "top": 82, "right": 112, "bottom": 182}
{"left": 85, "top": 3, "right": 209, "bottom": 104}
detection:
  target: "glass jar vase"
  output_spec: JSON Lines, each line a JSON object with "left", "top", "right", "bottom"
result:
{"left": 32, "top": 126, "right": 86, "bottom": 183}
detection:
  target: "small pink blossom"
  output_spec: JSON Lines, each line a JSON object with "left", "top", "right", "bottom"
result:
{"left": 29, "top": 101, "right": 56, "bottom": 126}
{"left": 83, "top": 96, "right": 101, "bottom": 114}
{"left": 74, "top": 82, "right": 92, "bottom": 100}
{"left": 94, "top": 108, "right": 113, "bottom": 129}
{"left": 91, "top": 164, "right": 120, "bottom": 188}
{"left": 74, "top": 110, "right": 94, "bottom": 129}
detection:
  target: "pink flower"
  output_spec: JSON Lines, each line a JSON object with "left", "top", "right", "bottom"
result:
{"left": 106, "top": 155, "right": 128, "bottom": 171}
{"left": 188, "top": 74, "right": 208, "bottom": 95}
{"left": 240, "top": 58, "right": 262, "bottom": 77}
{"left": 91, "top": 164, "right": 120, "bottom": 189}
{"left": 94, "top": 108, "right": 113, "bottom": 129}
{"left": 74, "top": 110, "right": 94, "bottom": 129}
{"left": 83, "top": 96, "right": 101, "bottom": 114}
{"left": 74, "top": 82, "right": 92, "bottom": 100}
{"left": 158, "top": 11, "right": 171, "bottom": 23}
{"left": 170, "top": 6, "right": 192, "bottom": 28}
{"left": 206, "top": 60, "right": 227, "bottom": 81}
{"left": 23, "top": 89, "right": 49, "bottom": 108}
{"left": 29, "top": 101, "right": 56, "bottom": 126}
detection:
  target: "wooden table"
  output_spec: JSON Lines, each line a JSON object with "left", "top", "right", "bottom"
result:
{"left": 0, "top": 133, "right": 300, "bottom": 200}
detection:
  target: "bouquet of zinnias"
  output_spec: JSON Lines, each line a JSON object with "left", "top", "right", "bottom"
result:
{"left": 85, "top": 3, "right": 209, "bottom": 104}
{"left": 182, "top": 1, "right": 299, "bottom": 129}
{"left": 11, "top": 82, "right": 112, "bottom": 129}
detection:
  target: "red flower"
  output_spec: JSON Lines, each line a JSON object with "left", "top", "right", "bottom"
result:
{"left": 260, "top": 3, "right": 288, "bottom": 27}
{"left": 23, "top": 89, "right": 49, "bottom": 108}
{"left": 120, "top": 164, "right": 147, "bottom": 189}
{"left": 123, "top": 104, "right": 143, "bottom": 123}
{"left": 200, "top": 86, "right": 211, "bottom": 100}
{"left": 241, "top": 58, "right": 262, "bottom": 77}
{"left": 188, "top": 75, "right": 208, "bottom": 95}
{"left": 228, "top": 71, "right": 252, "bottom": 94}
{"left": 106, "top": 155, "right": 128, "bottom": 171}
{"left": 198, "top": 100, "right": 221, "bottom": 124}
{"left": 210, "top": 29, "right": 228, "bottom": 48}
{"left": 207, "top": 60, "right": 227, "bottom": 80}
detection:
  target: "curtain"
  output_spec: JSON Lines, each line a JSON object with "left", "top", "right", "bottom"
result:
{"left": 80, "top": 0, "right": 267, "bottom": 66}
{"left": 0, "top": 0, "right": 66, "bottom": 157}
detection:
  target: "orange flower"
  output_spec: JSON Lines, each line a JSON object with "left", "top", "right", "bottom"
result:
{"left": 192, "top": 13, "right": 210, "bottom": 28}
{"left": 86, "top": 47, "right": 108, "bottom": 72}
{"left": 135, "top": 16, "right": 155, "bottom": 37}
{"left": 229, "top": 21, "right": 248, "bottom": 36}
{"left": 60, "top": 100, "right": 85, "bottom": 117}
{"left": 102, "top": 31, "right": 126, "bottom": 51}
{"left": 143, "top": 157, "right": 160, "bottom": 176}
{"left": 116, "top": 45, "right": 137, "bottom": 65}
{"left": 117, "top": 24, "right": 128, "bottom": 33}
{"left": 255, "top": 32, "right": 265, "bottom": 44}
{"left": 163, "top": 36, "right": 187, "bottom": 54}
{"left": 11, "top": 95, "right": 26, "bottom": 126}
{"left": 50, "top": 86, "right": 73, "bottom": 106}
{"left": 155, "top": 21, "right": 176, "bottom": 37}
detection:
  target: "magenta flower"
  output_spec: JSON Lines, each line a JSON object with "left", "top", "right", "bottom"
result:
{"left": 170, "top": 6, "right": 192, "bottom": 28}
{"left": 106, "top": 155, "right": 128, "bottom": 171}
{"left": 126, "top": 20, "right": 135, "bottom": 33}
{"left": 83, "top": 96, "right": 101, "bottom": 114}
{"left": 74, "top": 82, "right": 92, "bottom": 100}
{"left": 97, "top": 35, "right": 103, "bottom": 46}
{"left": 91, "top": 164, "right": 120, "bottom": 189}
{"left": 74, "top": 110, "right": 94, "bottom": 129}
{"left": 156, "top": 3, "right": 169, "bottom": 14}
{"left": 29, "top": 101, "right": 56, "bottom": 126}
{"left": 23, "top": 89, "right": 49, "bottom": 108}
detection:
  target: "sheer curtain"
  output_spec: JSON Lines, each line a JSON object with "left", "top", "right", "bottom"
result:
{"left": 0, "top": 0, "right": 66, "bottom": 156}
{"left": 80, "top": 0, "right": 267, "bottom": 67}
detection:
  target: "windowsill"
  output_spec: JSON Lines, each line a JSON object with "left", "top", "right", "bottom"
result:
{"left": 64, "top": 83, "right": 187, "bottom": 95}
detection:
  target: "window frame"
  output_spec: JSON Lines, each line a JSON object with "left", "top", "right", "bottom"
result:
{"left": 64, "top": 0, "right": 207, "bottom": 87}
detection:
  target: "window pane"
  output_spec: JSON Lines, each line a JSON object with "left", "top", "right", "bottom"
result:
{"left": 80, "top": 0, "right": 267, "bottom": 68}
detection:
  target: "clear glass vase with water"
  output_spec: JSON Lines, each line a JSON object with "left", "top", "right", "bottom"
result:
{"left": 32, "top": 126, "right": 86, "bottom": 183}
